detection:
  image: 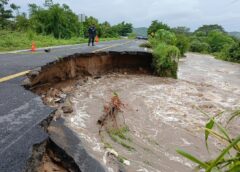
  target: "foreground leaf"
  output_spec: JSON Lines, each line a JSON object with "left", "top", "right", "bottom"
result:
{"left": 206, "top": 135, "right": 240, "bottom": 172}
{"left": 227, "top": 110, "right": 240, "bottom": 125}
{"left": 205, "top": 119, "right": 215, "bottom": 151}
{"left": 176, "top": 149, "right": 209, "bottom": 169}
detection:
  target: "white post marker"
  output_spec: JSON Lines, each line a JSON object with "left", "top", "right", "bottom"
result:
{"left": 78, "top": 14, "right": 86, "bottom": 22}
{"left": 78, "top": 14, "right": 86, "bottom": 38}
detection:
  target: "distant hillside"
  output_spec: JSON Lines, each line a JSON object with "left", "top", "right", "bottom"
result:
{"left": 133, "top": 27, "right": 148, "bottom": 37}
{"left": 228, "top": 32, "right": 240, "bottom": 39}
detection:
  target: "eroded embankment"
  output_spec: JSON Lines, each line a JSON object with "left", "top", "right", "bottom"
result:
{"left": 23, "top": 51, "right": 154, "bottom": 172}
{"left": 23, "top": 52, "right": 240, "bottom": 172}
{"left": 25, "top": 51, "right": 153, "bottom": 88}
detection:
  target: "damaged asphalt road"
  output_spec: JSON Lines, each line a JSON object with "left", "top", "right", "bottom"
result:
{"left": 0, "top": 40, "right": 148, "bottom": 172}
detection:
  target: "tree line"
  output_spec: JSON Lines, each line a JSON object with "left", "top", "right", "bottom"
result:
{"left": 148, "top": 20, "right": 240, "bottom": 63}
{"left": 0, "top": 0, "right": 133, "bottom": 39}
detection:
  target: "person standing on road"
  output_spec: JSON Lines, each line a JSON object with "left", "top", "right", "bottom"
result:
{"left": 88, "top": 25, "right": 97, "bottom": 46}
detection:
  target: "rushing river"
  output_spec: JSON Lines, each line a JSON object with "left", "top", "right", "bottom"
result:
{"left": 66, "top": 53, "right": 240, "bottom": 172}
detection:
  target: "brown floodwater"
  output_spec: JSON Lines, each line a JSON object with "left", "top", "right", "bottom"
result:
{"left": 61, "top": 53, "right": 240, "bottom": 172}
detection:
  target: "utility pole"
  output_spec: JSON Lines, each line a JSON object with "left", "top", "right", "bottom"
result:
{"left": 78, "top": 14, "right": 86, "bottom": 38}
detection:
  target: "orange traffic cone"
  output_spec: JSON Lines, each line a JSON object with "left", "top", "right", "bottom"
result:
{"left": 95, "top": 36, "right": 99, "bottom": 44}
{"left": 31, "top": 42, "right": 36, "bottom": 52}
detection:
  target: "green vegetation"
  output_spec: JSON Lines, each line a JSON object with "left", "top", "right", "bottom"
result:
{"left": 207, "top": 31, "right": 235, "bottom": 52}
{"left": 147, "top": 22, "right": 190, "bottom": 57}
{"left": 108, "top": 127, "right": 134, "bottom": 151}
{"left": 194, "top": 24, "right": 225, "bottom": 36}
{"left": 147, "top": 26, "right": 181, "bottom": 78}
{"left": 190, "top": 39, "right": 209, "bottom": 53}
{"left": 172, "top": 26, "right": 191, "bottom": 35}
{"left": 0, "top": 0, "right": 133, "bottom": 51}
{"left": 117, "top": 155, "right": 128, "bottom": 164}
{"left": 139, "top": 42, "right": 152, "bottom": 48}
{"left": 189, "top": 25, "right": 240, "bottom": 63}
{"left": 153, "top": 29, "right": 177, "bottom": 46}
{"left": 177, "top": 109, "right": 240, "bottom": 172}
{"left": 0, "top": 30, "right": 119, "bottom": 51}
{"left": 147, "top": 21, "right": 240, "bottom": 63}
{"left": 108, "top": 127, "right": 131, "bottom": 141}
{"left": 148, "top": 20, "right": 171, "bottom": 36}
{"left": 176, "top": 34, "right": 190, "bottom": 56}
{"left": 152, "top": 43, "right": 180, "bottom": 78}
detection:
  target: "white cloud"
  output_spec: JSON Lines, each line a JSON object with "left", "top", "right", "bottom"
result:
{"left": 10, "top": 0, "right": 240, "bottom": 31}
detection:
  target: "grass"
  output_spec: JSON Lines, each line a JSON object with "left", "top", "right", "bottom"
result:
{"left": 108, "top": 126, "right": 135, "bottom": 151}
{"left": 109, "top": 127, "right": 131, "bottom": 141}
{"left": 139, "top": 42, "right": 152, "bottom": 48}
{"left": 117, "top": 155, "right": 128, "bottom": 164}
{"left": 0, "top": 30, "right": 120, "bottom": 52}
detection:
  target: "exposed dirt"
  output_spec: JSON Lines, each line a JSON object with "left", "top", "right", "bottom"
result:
{"left": 24, "top": 138, "right": 81, "bottom": 172}
{"left": 25, "top": 51, "right": 153, "bottom": 88}
{"left": 24, "top": 52, "right": 240, "bottom": 172}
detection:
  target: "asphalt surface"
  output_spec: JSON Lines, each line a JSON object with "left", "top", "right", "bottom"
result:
{"left": 0, "top": 39, "right": 147, "bottom": 172}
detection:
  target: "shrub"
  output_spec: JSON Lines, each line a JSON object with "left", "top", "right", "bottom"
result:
{"left": 152, "top": 43, "right": 180, "bottom": 78}
{"left": 154, "top": 29, "right": 177, "bottom": 45}
{"left": 149, "top": 36, "right": 159, "bottom": 48}
{"left": 139, "top": 42, "right": 152, "bottom": 48}
{"left": 227, "top": 42, "right": 240, "bottom": 62}
{"left": 215, "top": 42, "right": 240, "bottom": 63}
{"left": 207, "top": 30, "right": 235, "bottom": 53}
{"left": 190, "top": 39, "right": 210, "bottom": 53}
{"left": 176, "top": 34, "right": 190, "bottom": 56}
{"left": 147, "top": 20, "right": 171, "bottom": 35}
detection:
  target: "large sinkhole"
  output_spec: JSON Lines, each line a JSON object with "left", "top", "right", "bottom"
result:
{"left": 24, "top": 52, "right": 240, "bottom": 172}
{"left": 25, "top": 51, "right": 154, "bottom": 88}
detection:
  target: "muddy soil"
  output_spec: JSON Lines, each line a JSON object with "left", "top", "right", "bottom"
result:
{"left": 26, "top": 52, "right": 240, "bottom": 172}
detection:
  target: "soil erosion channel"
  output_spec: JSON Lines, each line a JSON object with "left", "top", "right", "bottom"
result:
{"left": 24, "top": 52, "right": 240, "bottom": 172}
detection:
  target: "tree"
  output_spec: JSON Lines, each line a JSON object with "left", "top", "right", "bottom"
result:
{"left": 176, "top": 34, "right": 190, "bottom": 56}
{"left": 154, "top": 29, "right": 177, "bottom": 45}
{"left": 190, "top": 39, "right": 209, "bottom": 53}
{"left": 112, "top": 22, "right": 132, "bottom": 36}
{"left": 28, "top": 3, "right": 38, "bottom": 16}
{"left": 15, "top": 12, "right": 29, "bottom": 31}
{"left": 29, "top": 2, "right": 80, "bottom": 39}
{"left": 207, "top": 30, "right": 235, "bottom": 52}
{"left": 172, "top": 26, "right": 190, "bottom": 35}
{"left": 194, "top": 24, "right": 225, "bottom": 36}
{"left": 227, "top": 42, "right": 240, "bottom": 62}
{"left": 147, "top": 20, "right": 171, "bottom": 35}
{"left": 99, "top": 21, "right": 116, "bottom": 38}
{"left": 10, "top": 3, "right": 20, "bottom": 16}
{"left": 0, "top": 0, "right": 18, "bottom": 28}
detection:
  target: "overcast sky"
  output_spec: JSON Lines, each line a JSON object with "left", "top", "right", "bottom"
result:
{"left": 10, "top": 0, "right": 240, "bottom": 31}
